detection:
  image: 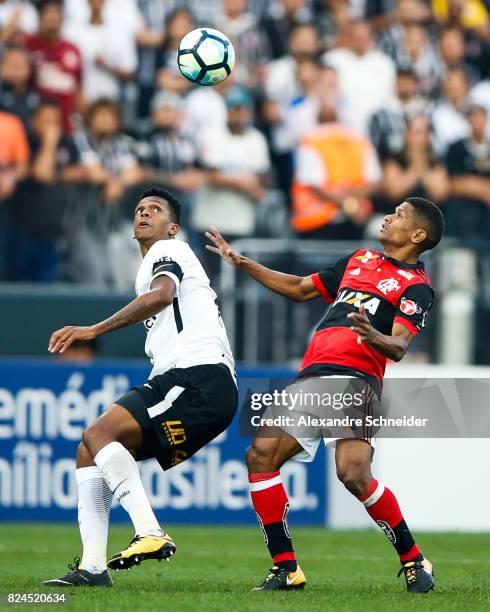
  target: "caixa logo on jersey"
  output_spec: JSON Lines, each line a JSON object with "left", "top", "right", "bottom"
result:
{"left": 333, "top": 290, "right": 380, "bottom": 315}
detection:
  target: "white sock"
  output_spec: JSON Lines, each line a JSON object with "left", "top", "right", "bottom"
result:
{"left": 94, "top": 441, "right": 163, "bottom": 537}
{"left": 76, "top": 466, "right": 113, "bottom": 574}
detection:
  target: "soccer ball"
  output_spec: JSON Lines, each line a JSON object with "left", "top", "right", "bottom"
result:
{"left": 177, "top": 28, "right": 235, "bottom": 86}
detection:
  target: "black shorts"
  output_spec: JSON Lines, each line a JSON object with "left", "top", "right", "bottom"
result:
{"left": 116, "top": 363, "right": 238, "bottom": 470}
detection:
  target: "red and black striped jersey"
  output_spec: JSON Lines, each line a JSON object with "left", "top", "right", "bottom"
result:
{"left": 299, "top": 249, "right": 434, "bottom": 384}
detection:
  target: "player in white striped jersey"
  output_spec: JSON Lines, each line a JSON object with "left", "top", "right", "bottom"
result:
{"left": 43, "top": 187, "right": 237, "bottom": 588}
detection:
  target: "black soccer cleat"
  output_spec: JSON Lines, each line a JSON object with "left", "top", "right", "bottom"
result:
{"left": 107, "top": 533, "right": 176, "bottom": 571}
{"left": 397, "top": 557, "right": 435, "bottom": 593}
{"left": 251, "top": 565, "right": 306, "bottom": 591}
{"left": 41, "top": 557, "right": 112, "bottom": 588}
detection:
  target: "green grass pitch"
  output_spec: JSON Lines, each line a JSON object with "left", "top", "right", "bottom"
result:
{"left": 1, "top": 524, "right": 489, "bottom": 611}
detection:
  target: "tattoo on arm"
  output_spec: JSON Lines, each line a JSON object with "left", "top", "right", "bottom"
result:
{"left": 95, "top": 293, "right": 167, "bottom": 335}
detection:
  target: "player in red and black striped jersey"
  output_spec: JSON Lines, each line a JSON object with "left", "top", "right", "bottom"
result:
{"left": 301, "top": 244, "right": 433, "bottom": 393}
{"left": 206, "top": 197, "right": 444, "bottom": 594}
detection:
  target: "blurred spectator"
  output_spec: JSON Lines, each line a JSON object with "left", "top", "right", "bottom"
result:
{"left": 369, "top": 0, "right": 431, "bottom": 33}
{"left": 137, "top": 91, "right": 203, "bottom": 197}
{"left": 214, "top": 0, "right": 270, "bottom": 88}
{"left": 67, "top": 98, "right": 144, "bottom": 286}
{"left": 324, "top": 20, "right": 396, "bottom": 135}
{"left": 377, "top": 0, "right": 432, "bottom": 60}
{"left": 186, "top": 0, "right": 273, "bottom": 23}
{"left": 261, "top": 0, "right": 311, "bottom": 59}
{"left": 434, "top": 5, "right": 490, "bottom": 80}
{"left": 137, "top": 90, "right": 204, "bottom": 248}
{"left": 0, "top": 0, "right": 37, "bottom": 42}
{"left": 192, "top": 86, "right": 271, "bottom": 241}
{"left": 291, "top": 101, "right": 381, "bottom": 240}
{"left": 271, "top": 57, "right": 327, "bottom": 147}
{"left": 382, "top": 114, "right": 449, "bottom": 204}
{"left": 0, "top": 0, "right": 488, "bottom": 292}
{"left": 313, "top": 0, "right": 353, "bottom": 49}
{"left": 0, "top": 45, "right": 39, "bottom": 132}
{"left": 182, "top": 77, "right": 232, "bottom": 147}
{"left": 0, "top": 84, "right": 29, "bottom": 281}
{"left": 395, "top": 23, "right": 440, "bottom": 97}
{"left": 76, "top": 98, "right": 143, "bottom": 204}
{"left": 185, "top": 0, "right": 221, "bottom": 24}
{"left": 431, "top": 67, "right": 470, "bottom": 154}
{"left": 445, "top": 104, "right": 490, "bottom": 241}
{"left": 0, "top": 108, "right": 29, "bottom": 201}
{"left": 369, "top": 68, "right": 427, "bottom": 160}
{"left": 6, "top": 100, "right": 84, "bottom": 282}
{"left": 432, "top": 0, "right": 490, "bottom": 41}
{"left": 264, "top": 23, "right": 321, "bottom": 105}
{"left": 135, "top": 0, "right": 172, "bottom": 120}
{"left": 64, "top": 0, "right": 144, "bottom": 34}
{"left": 24, "top": 0, "right": 83, "bottom": 133}
{"left": 470, "top": 76, "right": 490, "bottom": 116}
{"left": 438, "top": 27, "right": 481, "bottom": 87}
{"left": 156, "top": 8, "right": 195, "bottom": 96}
{"left": 266, "top": 60, "right": 338, "bottom": 198}
{"left": 65, "top": 0, "right": 137, "bottom": 103}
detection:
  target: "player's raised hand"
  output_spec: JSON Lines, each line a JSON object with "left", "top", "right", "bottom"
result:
{"left": 347, "top": 304, "right": 375, "bottom": 345}
{"left": 48, "top": 325, "right": 97, "bottom": 354}
{"left": 205, "top": 226, "right": 243, "bottom": 267}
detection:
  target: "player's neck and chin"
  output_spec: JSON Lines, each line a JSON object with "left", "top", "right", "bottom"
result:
{"left": 136, "top": 235, "right": 177, "bottom": 257}
{"left": 379, "top": 237, "right": 421, "bottom": 265}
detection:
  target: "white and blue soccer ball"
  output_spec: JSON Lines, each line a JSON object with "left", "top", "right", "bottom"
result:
{"left": 177, "top": 28, "right": 235, "bottom": 86}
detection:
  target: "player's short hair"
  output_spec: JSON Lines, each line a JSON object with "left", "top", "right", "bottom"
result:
{"left": 140, "top": 187, "right": 181, "bottom": 224}
{"left": 405, "top": 197, "right": 445, "bottom": 252}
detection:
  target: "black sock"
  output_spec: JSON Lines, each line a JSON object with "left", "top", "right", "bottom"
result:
{"left": 261, "top": 521, "right": 297, "bottom": 572}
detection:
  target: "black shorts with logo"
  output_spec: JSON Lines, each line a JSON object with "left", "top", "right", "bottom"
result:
{"left": 116, "top": 363, "right": 238, "bottom": 470}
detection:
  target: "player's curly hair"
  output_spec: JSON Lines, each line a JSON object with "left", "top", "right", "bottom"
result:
{"left": 405, "top": 197, "right": 445, "bottom": 252}
{"left": 140, "top": 187, "right": 181, "bottom": 224}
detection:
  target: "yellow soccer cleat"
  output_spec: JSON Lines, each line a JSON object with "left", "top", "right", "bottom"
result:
{"left": 397, "top": 556, "right": 435, "bottom": 593}
{"left": 108, "top": 533, "right": 176, "bottom": 571}
{"left": 251, "top": 565, "right": 307, "bottom": 591}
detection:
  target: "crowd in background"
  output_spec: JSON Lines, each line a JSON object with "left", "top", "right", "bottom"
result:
{"left": 0, "top": 0, "right": 489, "bottom": 287}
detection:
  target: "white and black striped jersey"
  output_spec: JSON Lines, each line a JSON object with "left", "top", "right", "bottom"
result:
{"left": 135, "top": 238, "right": 235, "bottom": 380}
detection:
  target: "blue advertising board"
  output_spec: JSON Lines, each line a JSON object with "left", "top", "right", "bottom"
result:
{"left": 0, "top": 360, "right": 327, "bottom": 525}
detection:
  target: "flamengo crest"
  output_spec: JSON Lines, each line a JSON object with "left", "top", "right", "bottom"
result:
{"left": 377, "top": 278, "right": 401, "bottom": 295}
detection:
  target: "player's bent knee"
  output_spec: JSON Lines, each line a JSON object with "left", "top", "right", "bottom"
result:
{"left": 82, "top": 422, "right": 115, "bottom": 456}
{"left": 76, "top": 441, "right": 95, "bottom": 468}
{"left": 245, "top": 443, "right": 277, "bottom": 473}
{"left": 337, "top": 467, "right": 371, "bottom": 497}
{"left": 81, "top": 426, "right": 93, "bottom": 448}
{"left": 342, "top": 477, "right": 370, "bottom": 498}
{"left": 76, "top": 441, "right": 90, "bottom": 460}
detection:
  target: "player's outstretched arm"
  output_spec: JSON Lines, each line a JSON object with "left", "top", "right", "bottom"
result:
{"left": 348, "top": 305, "right": 412, "bottom": 362}
{"left": 205, "top": 226, "right": 320, "bottom": 302}
{"left": 48, "top": 276, "right": 175, "bottom": 354}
